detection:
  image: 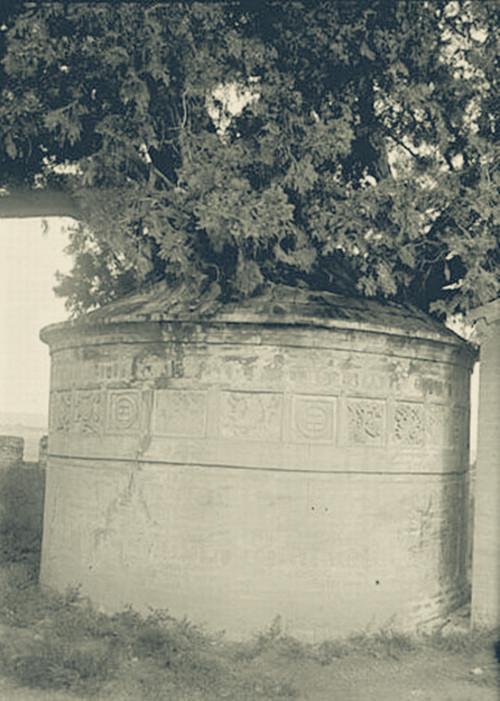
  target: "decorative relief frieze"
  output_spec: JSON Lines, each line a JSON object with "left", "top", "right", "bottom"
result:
{"left": 389, "top": 363, "right": 467, "bottom": 404}
{"left": 342, "top": 371, "right": 360, "bottom": 391}
{"left": 393, "top": 402, "right": 425, "bottom": 447}
{"left": 51, "top": 354, "right": 133, "bottom": 388}
{"left": 153, "top": 390, "right": 207, "bottom": 437}
{"left": 426, "top": 405, "right": 466, "bottom": 451}
{"left": 426, "top": 404, "right": 449, "bottom": 447}
{"left": 363, "top": 372, "right": 391, "bottom": 395}
{"left": 96, "top": 358, "right": 133, "bottom": 383}
{"left": 182, "top": 348, "right": 396, "bottom": 398}
{"left": 106, "top": 390, "right": 141, "bottom": 433}
{"left": 73, "top": 390, "right": 103, "bottom": 435}
{"left": 50, "top": 390, "right": 73, "bottom": 433}
{"left": 182, "top": 353, "right": 256, "bottom": 386}
{"left": 346, "top": 398, "right": 386, "bottom": 446}
{"left": 292, "top": 395, "right": 335, "bottom": 443}
{"left": 420, "top": 377, "right": 453, "bottom": 400}
{"left": 220, "top": 391, "right": 283, "bottom": 441}
{"left": 261, "top": 353, "right": 286, "bottom": 383}
{"left": 133, "top": 353, "right": 168, "bottom": 381}
{"left": 288, "top": 364, "right": 342, "bottom": 390}
{"left": 390, "top": 371, "right": 424, "bottom": 399}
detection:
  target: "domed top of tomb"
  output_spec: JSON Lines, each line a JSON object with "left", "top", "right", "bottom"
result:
{"left": 40, "top": 282, "right": 472, "bottom": 350}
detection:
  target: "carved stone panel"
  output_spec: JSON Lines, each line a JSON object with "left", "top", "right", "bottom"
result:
{"left": 153, "top": 390, "right": 207, "bottom": 437}
{"left": 105, "top": 390, "right": 141, "bottom": 434}
{"left": 133, "top": 352, "right": 169, "bottom": 382}
{"left": 50, "top": 391, "right": 73, "bottom": 433}
{"left": 393, "top": 402, "right": 425, "bottom": 447}
{"left": 74, "top": 390, "right": 103, "bottom": 435}
{"left": 292, "top": 395, "right": 336, "bottom": 443}
{"left": 51, "top": 351, "right": 135, "bottom": 389}
{"left": 426, "top": 404, "right": 449, "bottom": 447}
{"left": 97, "top": 358, "right": 133, "bottom": 384}
{"left": 346, "top": 398, "right": 386, "bottom": 446}
{"left": 426, "top": 404, "right": 466, "bottom": 451}
{"left": 219, "top": 391, "right": 283, "bottom": 441}
{"left": 343, "top": 371, "right": 361, "bottom": 392}
{"left": 288, "top": 354, "right": 342, "bottom": 391}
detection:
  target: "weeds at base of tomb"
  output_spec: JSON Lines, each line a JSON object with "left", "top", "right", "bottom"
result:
{"left": 0, "top": 463, "right": 498, "bottom": 699}
{"left": 230, "top": 614, "right": 499, "bottom": 665}
{"left": 0, "top": 565, "right": 499, "bottom": 699}
{"left": 0, "top": 565, "right": 299, "bottom": 699}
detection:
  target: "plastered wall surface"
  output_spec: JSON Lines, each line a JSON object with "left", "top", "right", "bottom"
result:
{"left": 471, "top": 302, "right": 500, "bottom": 628}
{"left": 40, "top": 294, "right": 474, "bottom": 640}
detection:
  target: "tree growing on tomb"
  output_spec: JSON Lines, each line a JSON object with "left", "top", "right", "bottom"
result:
{"left": 0, "top": 1, "right": 498, "bottom": 316}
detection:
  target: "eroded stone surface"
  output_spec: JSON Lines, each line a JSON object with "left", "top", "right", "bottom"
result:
{"left": 40, "top": 284, "right": 475, "bottom": 639}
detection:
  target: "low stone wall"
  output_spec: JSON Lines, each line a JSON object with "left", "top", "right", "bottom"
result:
{"left": 0, "top": 435, "right": 45, "bottom": 570}
{"left": 0, "top": 436, "right": 24, "bottom": 471}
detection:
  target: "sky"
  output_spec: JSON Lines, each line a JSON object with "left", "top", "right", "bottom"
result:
{"left": 0, "top": 217, "right": 72, "bottom": 422}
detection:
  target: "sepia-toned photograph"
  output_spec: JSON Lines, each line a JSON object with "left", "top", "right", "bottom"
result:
{"left": 0, "top": 1, "right": 498, "bottom": 699}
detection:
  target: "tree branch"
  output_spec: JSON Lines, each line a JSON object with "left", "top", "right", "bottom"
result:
{"left": 386, "top": 132, "right": 421, "bottom": 160}
{"left": 0, "top": 189, "right": 81, "bottom": 220}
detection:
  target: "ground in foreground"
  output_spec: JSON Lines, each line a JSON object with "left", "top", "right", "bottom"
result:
{"left": 0, "top": 565, "right": 498, "bottom": 701}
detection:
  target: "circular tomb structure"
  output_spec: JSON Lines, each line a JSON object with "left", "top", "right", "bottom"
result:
{"left": 40, "top": 285, "right": 475, "bottom": 639}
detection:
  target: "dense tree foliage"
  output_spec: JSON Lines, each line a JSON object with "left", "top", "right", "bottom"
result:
{"left": 0, "top": 1, "right": 498, "bottom": 316}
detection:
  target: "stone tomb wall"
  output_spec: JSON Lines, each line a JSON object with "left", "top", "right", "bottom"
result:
{"left": 41, "top": 320, "right": 473, "bottom": 639}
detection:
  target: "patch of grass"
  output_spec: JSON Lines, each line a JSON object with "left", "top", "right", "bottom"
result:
{"left": 0, "top": 575, "right": 121, "bottom": 694}
{"left": 2, "top": 460, "right": 497, "bottom": 698}
{"left": 1, "top": 569, "right": 498, "bottom": 701}
{"left": 227, "top": 615, "right": 499, "bottom": 670}
{"left": 348, "top": 629, "right": 418, "bottom": 659}
{"left": 0, "top": 565, "right": 79, "bottom": 628}
{"left": 0, "top": 464, "right": 45, "bottom": 573}
{"left": 3, "top": 634, "right": 117, "bottom": 695}
{"left": 425, "top": 626, "right": 500, "bottom": 656}
{"left": 231, "top": 616, "right": 419, "bottom": 666}
{"left": 0, "top": 574, "right": 298, "bottom": 699}
{"left": 232, "top": 615, "right": 306, "bottom": 662}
